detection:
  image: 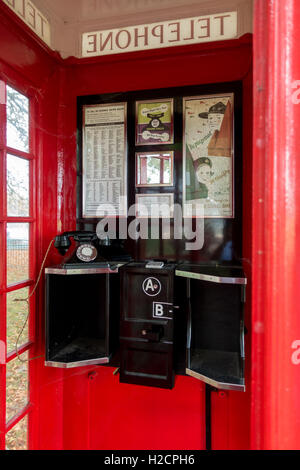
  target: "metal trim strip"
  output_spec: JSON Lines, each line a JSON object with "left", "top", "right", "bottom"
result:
{"left": 186, "top": 368, "right": 245, "bottom": 392}
{"left": 45, "top": 356, "right": 109, "bottom": 369}
{"left": 45, "top": 267, "right": 121, "bottom": 275}
{"left": 175, "top": 269, "right": 247, "bottom": 285}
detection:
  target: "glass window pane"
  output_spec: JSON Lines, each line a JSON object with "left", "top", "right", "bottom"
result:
{"left": 7, "top": 154, "right": 29, "bottom": 217}
{"left": 163, "top": 157, "right": 171, "bottom": 184}
{"left": 6, "top": 86, "right": 29, "bottom": 152}
{"left": 6, "top": 351, "right": 29, "bottom": 422}
{"left": 7, "top": 288, "right": 29, "bottom": 353}
{"left": 147, "top": 156, "right": 161, "bottom": 184}
{"left": 7, "top": 223, "right": 29, "bottom": 285}
{"left": 5, "top": 415, "right": 28, "bottom": 450}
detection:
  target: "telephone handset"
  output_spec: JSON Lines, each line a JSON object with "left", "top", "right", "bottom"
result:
{"left": 54, "top": 231, "right": 105, "bottom": 265}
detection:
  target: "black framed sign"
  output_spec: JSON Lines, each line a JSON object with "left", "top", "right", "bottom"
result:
{"left": 82, "top": 102, "right": 127, "bottom": 217}
{"left": 77, "top": 82, "right": 242, "bottom": 264}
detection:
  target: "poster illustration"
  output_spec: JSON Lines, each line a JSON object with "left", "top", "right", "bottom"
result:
{"left": 136, "top": 99, "right": 174, "bottom": 145}
{"left": 183, "top": 93, "right": 234, "bottom": 218}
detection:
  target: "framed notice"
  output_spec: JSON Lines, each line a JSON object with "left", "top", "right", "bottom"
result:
{"left": 135, "top": 193, "right": 174, "bottom": 218}
{"left": 136, "top": 99, "right": 174, "bottom": 145}
{"left": 82, "top": 102, "right": 127, "bottom": 217}
{"left": 183, "top": 93, "right": 234, "bottom": 218}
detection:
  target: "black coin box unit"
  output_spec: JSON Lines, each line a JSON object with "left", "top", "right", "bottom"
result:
{"left": 175, "top": 264, "right": 247, "bottom": 391}
{"left": 45, "top": 261, "right": 247, "bottom": 391}
{"left": 119, "top": 262, "right": 176, "bottom": 389}
{"left": 45, "top": 265, "right": 120, "bottom": 368}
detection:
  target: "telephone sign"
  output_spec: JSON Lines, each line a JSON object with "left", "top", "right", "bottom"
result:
{"left": 142, "top": 277, "right": 161, "bottom": 296}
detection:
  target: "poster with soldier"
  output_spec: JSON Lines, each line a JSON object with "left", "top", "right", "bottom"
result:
{"left": 136, "top": 99, "right": 174, "bottom": 145}
{"left": 183, "top": 93, "right": 234, "bottom": 218}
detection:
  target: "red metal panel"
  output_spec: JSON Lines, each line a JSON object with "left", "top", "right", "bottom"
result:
{"left": 32, "top": 361, "right": 64, "bottom": 450}
{"left": 65, "top": 36, "right": 252, "bottom": 97}
{"left": 252, "top": 0, "right": 300, "bottom": 450}
{"left": 30, "top": 71, "right": 64, "bottom": 450}
{"left": 63, "top": 367, "right": 205, "bottom": 451}
{"left": 0, "top": 4, "right": 62, "bottom": 87}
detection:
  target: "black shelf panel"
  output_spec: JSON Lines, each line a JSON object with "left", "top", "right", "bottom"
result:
{"left": 187, "top": 349, "right": 244, "bottom": 390}
{"left": 49, "top": 337, "right": 106, "bottom": 364}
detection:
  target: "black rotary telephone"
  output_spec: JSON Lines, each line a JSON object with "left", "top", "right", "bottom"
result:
{"left": 54, "top": 231, "right": 108, "bottom": 267}
{"left": 54, "top": 231, "right": 132, "bottom": 267}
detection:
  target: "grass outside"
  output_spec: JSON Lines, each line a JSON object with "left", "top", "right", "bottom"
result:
{"left": 5, "top": 415, "right": 28, "bottom": 450}
{"left": 5, "top": 250, "right": 30, "bottom": 449}
{"left": 7, "top": 288, "right": 29, "bottom": 354}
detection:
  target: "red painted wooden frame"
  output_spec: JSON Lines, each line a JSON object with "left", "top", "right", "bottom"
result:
{"left": 0, "top": 1, "right": 253, "bottom": 451}
{"left": 251, "top": 0, "right": 300, "bottom": 450}
{"left": 0, "top": 78, "right": 36, "bottom": 450}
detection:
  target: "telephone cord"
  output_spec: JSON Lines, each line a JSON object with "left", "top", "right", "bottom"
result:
{"left": 13, "top": 238, "right": 54, "bottom": 363}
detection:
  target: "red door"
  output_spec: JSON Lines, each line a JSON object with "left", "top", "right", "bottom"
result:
{"left": 0, "top": 80, "right": 37, "bottom": 450}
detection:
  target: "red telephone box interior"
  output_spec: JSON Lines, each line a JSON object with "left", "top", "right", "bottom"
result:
{"left": 0, "top": 3, "right": 253, "bottom": 450}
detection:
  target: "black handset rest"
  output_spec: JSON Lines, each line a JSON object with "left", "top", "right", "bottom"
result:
{"left": 72, "top": 232, "right": 98, "bottom": 242}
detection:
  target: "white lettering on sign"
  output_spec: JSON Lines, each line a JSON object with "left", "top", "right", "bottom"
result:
{"left": 2, "top": 0, "right": 51, "bottom": 47}
{"left": 155, "top": 304, "right": 164, "bottom": 317}
{"left": 82, "top": 12, "right": 237, "bottom": 57}
{"left": 142, "top": 277, "right": 161, "bottom": 296}
{"left": 153, "top": 302, "right": 173, "bottom": 320}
